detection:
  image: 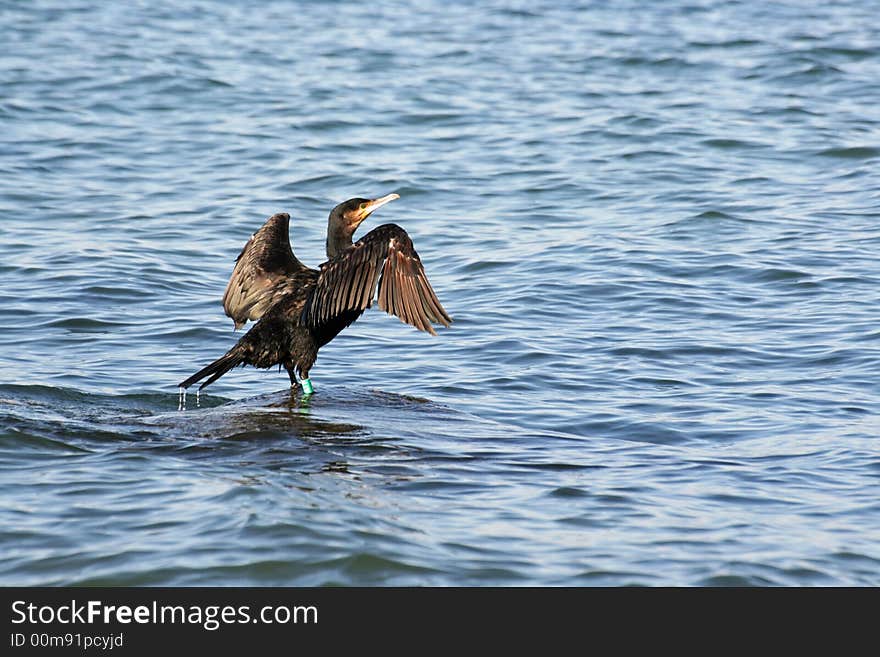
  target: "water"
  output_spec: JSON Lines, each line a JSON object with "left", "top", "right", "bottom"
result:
{"left": 2, "top": 0, "right": 879, "bottom": 586}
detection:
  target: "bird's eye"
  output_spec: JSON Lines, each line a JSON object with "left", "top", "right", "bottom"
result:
{"left": 359, "top": 203, "right": 367, "bottom": 211}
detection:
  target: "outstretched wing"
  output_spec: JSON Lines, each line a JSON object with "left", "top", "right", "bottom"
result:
{"left": 222, "top": 212, "right": 308, "bottom": 329}
{"left": 301, "top": 223, "right": 452, "bottom": 336}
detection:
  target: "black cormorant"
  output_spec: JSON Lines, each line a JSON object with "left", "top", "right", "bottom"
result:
{"left": 178, "top": 194, "right": 452, "bottom": 394}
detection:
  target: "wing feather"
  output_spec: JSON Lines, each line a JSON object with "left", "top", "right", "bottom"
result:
{"left": 387, "top": 253, "right": 401, "bottom": 318}
{"left": 402, "top": 264, "right": 422, "bottom": 329}
{"left": 352, "top": 259, "right": 371, "bottom": 310}
{"left": 377, "top": 259, "right": 390, "bottom": 315}
{"left": 419, "top": 275, "right": 448, "bottom": 324}
{"left": 221, "top": 213, "right": 308, "bottom": 328}
{"left": 301, "top": 224, "right": 451, "bottom": 335}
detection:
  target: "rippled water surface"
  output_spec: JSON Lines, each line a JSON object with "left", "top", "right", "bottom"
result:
{"left": 2, "top": 0, "right": 879, "bottom": 586}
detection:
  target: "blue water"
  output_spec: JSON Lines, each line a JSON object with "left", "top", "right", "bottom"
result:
{"left": 2, "top": 0, "right": 879, "bottom": 586}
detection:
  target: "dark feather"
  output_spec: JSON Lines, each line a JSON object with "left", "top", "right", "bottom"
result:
{"left": 221, "top": 213, "right": 308, "bottom": 329}
{"left": 178, "top": 348, "right": 244, "bottom": 390}
{"left": 301, "top": 223, "right": 452, "bottom": 336}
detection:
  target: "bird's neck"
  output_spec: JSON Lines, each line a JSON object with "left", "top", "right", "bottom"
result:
{"left": 326, "top": 225, "right": 354, "bottom": 260}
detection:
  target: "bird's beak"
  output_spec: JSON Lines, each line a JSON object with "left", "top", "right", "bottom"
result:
{"left": 358, "top": 193, "right": 400, "bottom": 221}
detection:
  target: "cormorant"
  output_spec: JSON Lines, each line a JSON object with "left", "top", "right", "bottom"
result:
{"left": 178, "top": 194, "right": 452, "bottom": 395}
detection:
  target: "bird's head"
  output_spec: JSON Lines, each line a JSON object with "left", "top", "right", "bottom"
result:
{"left": 331, "top": 193, "right": 400, "bottom": 232}
{"left": 326, "top": 193, "right": 400, "bottom": 259}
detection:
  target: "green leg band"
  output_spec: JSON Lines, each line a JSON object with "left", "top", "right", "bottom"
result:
{"left": 300, "top": 378, "right": 314, "bottom": 395}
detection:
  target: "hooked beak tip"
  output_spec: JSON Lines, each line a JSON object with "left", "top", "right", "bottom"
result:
{"left": 360, "top": 193, "right": 400, "bottom": 219}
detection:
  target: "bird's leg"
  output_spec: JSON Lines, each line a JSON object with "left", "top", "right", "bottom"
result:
{"left": 299, "top": 367, "right": 314, "bottom": 396}
{"left": 286, "top": 363, "right": 314, "bottom": 395}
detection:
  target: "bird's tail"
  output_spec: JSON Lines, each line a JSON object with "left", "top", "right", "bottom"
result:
{"left": 178, "top": 347, "right": 245, "bottom": 391}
